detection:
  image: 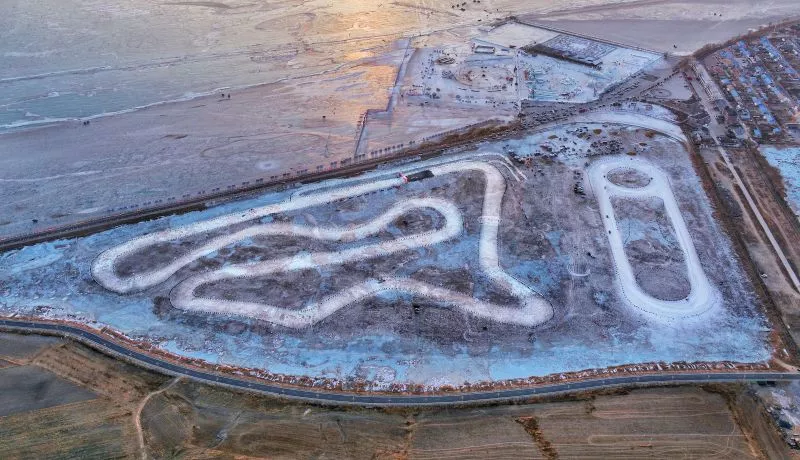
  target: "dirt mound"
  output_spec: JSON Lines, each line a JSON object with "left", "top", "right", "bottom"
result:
{"left": 607, "top": 167, "right": 651, "bottom": 188}
{"left": 455, "top": 63, "right": 514, "bottom": 90}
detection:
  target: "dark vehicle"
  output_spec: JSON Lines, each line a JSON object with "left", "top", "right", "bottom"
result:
{"left": 401, "top": 170, "right": 435, "bottom": 182}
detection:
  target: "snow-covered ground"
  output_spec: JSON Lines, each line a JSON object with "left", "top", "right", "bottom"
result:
{"left": 521, "top": 46, "right": 661, "bottom": 103}
{"left": 481, "top": 22, "right": 558, "bottom": 47}
{"left": 0, "top": 135, "right": 771, "bottom": 388}
{"left": 588, "top": 156, "right": 721, "bottom": 320}
{"left": 94, "top": 158, "right": 554, "bottom": 327}
{"left": 760, "top": 146, "right": 800, "bottom": 219}
{"left": 571, "top": 109, "right": 685, "bottom": 140}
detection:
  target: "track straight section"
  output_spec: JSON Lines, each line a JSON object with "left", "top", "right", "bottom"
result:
{"left": 92, "top": 156, "right": 554, "bottom": 327}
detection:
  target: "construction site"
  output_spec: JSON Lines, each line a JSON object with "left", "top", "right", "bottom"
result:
{"left": 354, "top": 21, "right": 662, "bottom": 160}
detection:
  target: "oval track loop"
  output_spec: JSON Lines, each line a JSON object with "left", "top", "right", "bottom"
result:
{"left": 588, "top": 156, "right": 720, "bottom": 320}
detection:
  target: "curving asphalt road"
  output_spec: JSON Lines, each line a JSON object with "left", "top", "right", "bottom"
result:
{"left": 1, "top": 318, "right": 797, "bottom": 407}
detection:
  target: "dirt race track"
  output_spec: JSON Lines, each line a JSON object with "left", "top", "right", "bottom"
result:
{"left": 93, "top": 155, "right": 554, "bottom": 327}
{"left": 589, "top": 156, "right": 720, "bottom": 320}
{"left": 0, "top": 122, "right": 772, "bottom": 388}
{"left": 94, "top": 152, "right": 721, "bottom": 327}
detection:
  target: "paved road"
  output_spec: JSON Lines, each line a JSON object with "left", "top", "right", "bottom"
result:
{"left": 1, "top": 318, "right": 797, "bottom": 407}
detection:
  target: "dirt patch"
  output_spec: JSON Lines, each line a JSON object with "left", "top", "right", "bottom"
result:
{"left": 612, "top": 195, "right": 690, "bottom": 300}
{"left": 0, "top": 332, "right": 61, "bottom": 360}
{"left": 0, "top": 365, "right": 97, "bottom": 417}
{"left": 0, "top": 333, "right": 784, "bottom": 460}
{"left": 705, "top": 384, "right": 792, "bottom": 460}
{"left": 31, "top": 342, "right": 169, "bottom": 403}
{"left": 0, "top": 398, "right": 138, "bottom": 459}
{"left": 607, "top": 167, "right": 651, "bottom": 188}
{"left": 532, "top": 386, "right": 761, "bottom": 458}
{"left": 137, "top": 382, "right": 773, "bottom": 459}
{"left": 636, "top": 267, "right": 691, "bottom": 301}
{"left": 195, "top": 269, "right": 324, "bottom": 310}
{"left": 0, "top": 333, "right": 164, "bottom": 458}
{"left": 140, "top": 379, "right": 407, "bottom": 459}
{"left": 516, "top": 416, "right": 559, "bottom": 459}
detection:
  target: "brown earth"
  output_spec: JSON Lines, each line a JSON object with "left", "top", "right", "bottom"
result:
{"left": 140, "top": 382, "right": 773, "bottom": 459}
{"left": 694, "top": 143, "right": 800, "bottom": 359}
{"left": 0, "top": 332, "right": 167, "bottom": 459}
{"left": 0, "top": 331, "right": 790, "bottom": 459}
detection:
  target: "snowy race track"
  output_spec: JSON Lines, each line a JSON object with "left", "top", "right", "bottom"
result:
{"left": 92, "top": 157, "right": 554, "bottom": 328}
{"left": 588, "top": 157, "right": 721, "bottom": 320}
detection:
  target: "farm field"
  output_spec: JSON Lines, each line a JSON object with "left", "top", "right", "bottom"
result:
{"left": 2, "top": 329, "right": 779, "bottom": 459}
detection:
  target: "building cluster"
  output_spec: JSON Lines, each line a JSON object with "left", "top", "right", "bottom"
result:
{"left": 705, "top": 25, "right": 800, "bottom": 145}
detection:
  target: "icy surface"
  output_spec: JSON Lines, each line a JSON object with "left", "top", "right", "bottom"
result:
{"left": 760, "top": 146, "right": 800, "bottom": 218}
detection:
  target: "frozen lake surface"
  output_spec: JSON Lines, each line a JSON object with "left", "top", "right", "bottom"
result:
{"left": 4, "top": 0, "right": 796, "bottom": 130}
